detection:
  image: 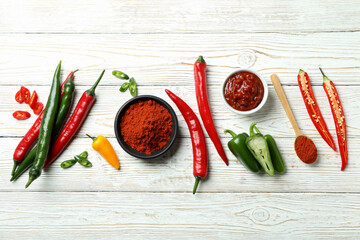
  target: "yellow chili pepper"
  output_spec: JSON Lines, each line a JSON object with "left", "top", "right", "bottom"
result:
{"left": 86, "top": 134, "right": 120, "bottom": 170}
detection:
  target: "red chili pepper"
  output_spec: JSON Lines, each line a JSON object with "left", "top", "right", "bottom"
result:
{"left": 33, "top": 102, "right": 44, "bottom": 115}
{"left": 28, "top": 91, "right": 38, "bottom": 109}
{"left": 297, "top": 70, "right": 336, "bottom": 151}
{"left": 165, "top": 89, "right": 208, "bottom": 194}
{"left": 13, "top": 111, "right": 31, "bottom": 120}
{"left": 44, "top": 70, "right": 105, "bottom": 168}
{"left": 21, "top": 86, "right": 31, "bottom": 104}
{"left": 12, "top": 71, "right": 76, "bottom": 176}
{"left": 320, "top": 68, "right": 348, "bottom": 171}
{"left": 15, "top": 89, "right": 24, "bottom": 103}
{"left": 194, "top": 56, "right": 228, "bottom": 166}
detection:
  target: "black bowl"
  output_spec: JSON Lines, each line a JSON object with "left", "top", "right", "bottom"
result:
{"left": 114, "top": 95, "right": 178, "bottom": 159}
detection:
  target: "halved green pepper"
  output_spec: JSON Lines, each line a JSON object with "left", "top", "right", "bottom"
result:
{"left": 264, "top": 134, "right": 285, "bottom": 174}
{"left": 224, "top": 129, "right": 261, "bottom": 173}
{"left": 246, "top": 123, "right": 274, "bottom": 176}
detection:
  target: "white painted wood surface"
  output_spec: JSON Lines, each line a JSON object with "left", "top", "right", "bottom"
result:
{"left": 1, "top": 0, "right": 360, "bottom": 239}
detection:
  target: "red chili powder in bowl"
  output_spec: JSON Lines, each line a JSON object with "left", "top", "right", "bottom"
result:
{"left": 295, "top": 136, "right": 317, "bottom": 164}
{"left": 120, "top": 100, "right": 173, "bottom": 155}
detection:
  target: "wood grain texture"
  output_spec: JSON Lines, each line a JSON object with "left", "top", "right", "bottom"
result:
{"left": 1, "top": 192, "right": 360, "bottom": 239}
{"left": 1, "top": 0, "right": 360, "bottom": 33}
{"left": 1, "top": 33, "right": 360, "bottom": 86}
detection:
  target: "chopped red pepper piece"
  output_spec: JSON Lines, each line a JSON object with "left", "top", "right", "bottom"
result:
{"left": 15, "top": 89, "right": 24, "bottom": 103}
{"left": 33, "top": 102, "right": 44, "bottom": 115}
{"left": 29, "top": 91, "right": 38, "bottom": 109}
{"left": 21, "top": 87, "right": 31, "bottom": 104}
{"left": 13, "top": 111, "right": 31, "bottom": 120}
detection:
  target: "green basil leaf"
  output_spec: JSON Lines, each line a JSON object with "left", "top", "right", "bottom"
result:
{"left": 78, "top": 159, "right": 93, "bottom": 168}
{"left": 112, "top": 70, "right": 129, "bottom": 80}
{"left": 78, "top": 151, "right": 88, "bottom": 159}
{"left": 119, "top": 82, "right": 129, "bottom": 92}
{"left": 129, "top": 77, "right": 137, "bottom": 97}
{"left": 61, "top": 159, "right": 78, "bottom": 169}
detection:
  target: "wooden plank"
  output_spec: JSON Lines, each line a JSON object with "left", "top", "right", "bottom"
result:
{"left": 0, "top": 33, "right": 360, "bottom": 86}
{"left": 1, "top": 0, "right": 360, "bottom": 33}
{"left": 0, "top": 85, "right": 358, "bottom": 139}
{"left": 2, "top": 136, "right": 359, "bottom": 192}
{"left": 0, "top": 192, "right": 359, "bottom": 239}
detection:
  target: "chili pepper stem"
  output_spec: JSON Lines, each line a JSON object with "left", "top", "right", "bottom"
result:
{"left": 86, "top": 134, "right": 96, "bottom": 141}
{"left": 224, "top": 129, "right": 237, "bottom": 138}
{"left": 319, "top": 67, "right": 330, "bottom": 83}
{"left": 196, "top": 55, "right": 205, "bottom": 63}
{"left": 87, "top": 70, "right": 105, "bottom": 96}
{"left": 25, "top": 176, "right": 35, "bottom": 188}
{"left": 193, "top": 176, "right": 201, "bottom": 195}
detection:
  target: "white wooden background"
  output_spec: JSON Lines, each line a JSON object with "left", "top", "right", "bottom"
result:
{"left": 1, "top": 0, "right": 360, "bottom": 239}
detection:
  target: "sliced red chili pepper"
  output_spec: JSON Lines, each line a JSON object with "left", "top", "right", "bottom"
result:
{"left": 15, "top": 89, "right": 24, "bottom": 103}
{"left": 29, "top": 91, "right": 38, "bottom": 109}
{"left": 33, "top": 102, "right": 44, "bottom": 115}
{"left": 13, "top": 111, "right": 31, "bottom": 120}
{"left": 21, "top": 87, "right": 30, "bottom": 104}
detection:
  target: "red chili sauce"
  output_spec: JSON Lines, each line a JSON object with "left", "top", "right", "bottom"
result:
{"left": 224, "top": 71, "right": 264, "bottom": 111}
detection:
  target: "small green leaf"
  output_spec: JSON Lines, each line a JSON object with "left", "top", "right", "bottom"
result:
{"left": 61, "top": 159, "right": 77, "bottom": 169}
{"left": 78, "top": 159, "right": 93, "bottom": 168}
{"left": 112, "top": 70, "right": 129, "bottom": 80}
{"left": 129, "top": 77, "right": 137, "bottom": 97}
{"left": 78, "top": 151, "right": 88, "bottom": 159}
{"left": 119, "top": 82, "right": 129, "bottom": 92}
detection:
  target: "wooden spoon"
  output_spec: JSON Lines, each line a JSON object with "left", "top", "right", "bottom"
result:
{"left": 270, "top": 74, "right": 317, "bottom": 164}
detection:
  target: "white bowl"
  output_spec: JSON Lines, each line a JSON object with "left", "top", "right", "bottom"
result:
{"left": 222, "top": 68, "right": 268, "bottom": 115}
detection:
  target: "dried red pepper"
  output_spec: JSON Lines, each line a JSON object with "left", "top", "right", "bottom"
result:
{"left": 194, "top": 56, "right": 228, "bottom": 166}
{"left": 165, "top": 89, "right": 208, "bottom": 194}
{"left": 13, "top": 111, "right": 31, "bottom": 120}
{"left": 320, "top": 68, "right": 348, "bottom": 171}
{"left": 44, "top": 70, "right": 105, "bottom": 168}
{"left": 297, "top": 69, "right": 336, "bottom": 151}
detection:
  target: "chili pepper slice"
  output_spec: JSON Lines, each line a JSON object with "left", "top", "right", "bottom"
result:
{"left": 33, "top": 102, "right": 44, "bottom": 115}
{"left": 297, "top": 70, "right": 336, "bottom": 151}
{"left": 194, "top": 56, "right": 228, "bottom": 166}
{"left": 15, "top": 89, "right": 24, "bottom": 103}
{"left": 28, "top": 91, "right": 38, "bottom": 109}
{"left": 43, "top": 70, "right": 105, "bottom": 169}
{"left": 22, "top": 87, "right": 31, "bottom": 104}
{"left": 26, "top": 61, "right": 62, "bottom": 188}
{"left": 320, "top": 68, "right": 348, "bottom": 171}
{"left": 165, "top": 89, "right": 208, "bottom": 194}
{"left": 12, "top": 71, "right": 75, "bottom": 176}
{"left": 13, "top": 111, "right": 31, "bottom": 120}
{"left": 264, "top": 134, "right": 285, "bottom": 174}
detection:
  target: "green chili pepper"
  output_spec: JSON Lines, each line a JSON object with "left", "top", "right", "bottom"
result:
{"left": 265, "top": 134, "right": 285, "bottom": 174}
{"left": 112, "top": 70, "right": 129, "bottom": 80}
{"left": 119, "top": 82, "right": 129, "bottom": 92}
{"left": 129, "top": 77, "right": 137, "bottom": 97}
{"left": 224, "top": 130, "right": 261, "bottom": 173}
{"left": 11, "top": 68, "right": 76, "bottom": 182}
{"left": 60, "top": 159, "right": 78, "bottom": 169}
{"left": 246, "top": 123, "right": 274, "bottom": 176}
{"left": 75, "top": 156, "right": 92, "bottom": 168}
{"left": 78, "top": 151, "right": 88, "bottom": 159}
{"left": 26, "top": 61, "right": 62, "bottom": 188}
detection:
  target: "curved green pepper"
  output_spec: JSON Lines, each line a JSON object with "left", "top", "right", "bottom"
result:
{"left": 246, "top": 123, "right": 274, "bottom": 176}
{"left": 265, "top": 134, "right": 285, "bottom": 174}
{"left": 224, "top": 129, "right": 261, "bottom": 173}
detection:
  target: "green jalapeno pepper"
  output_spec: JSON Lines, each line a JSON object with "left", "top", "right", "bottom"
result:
{"left": 264, "top": 134, "right": 285, "bottom": 174}
{"left": 224, "top": 129, "right": 261, "bottom": 173}
{"left": 246, "top": 123, "right": 274, "bottom": 176}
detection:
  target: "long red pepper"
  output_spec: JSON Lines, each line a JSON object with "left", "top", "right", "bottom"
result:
{"left": 43, "top": 70, "right": 105, "bottom": 168}
{"left": 320, "top": 68, "right": 348, "bottom": 171}
{"left": 165, "top": 89, "right": 208, "bottom": 194}
{"left": 297, "top": 69, "right": 336, "bottom": 151}
{"left": 194, "top": 56, "right": 228, "bottom": 166}
{"left": 12, "top": 71, "right": 76, "bottom": 175}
